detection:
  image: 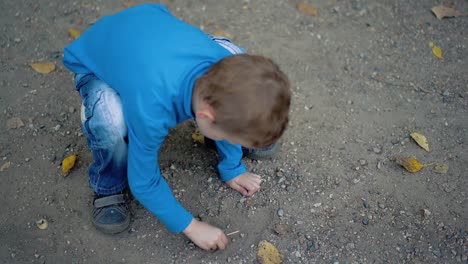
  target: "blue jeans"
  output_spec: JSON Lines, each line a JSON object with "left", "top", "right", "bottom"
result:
{"left": 75, "top": 74, "right": 128, "bottom": 196}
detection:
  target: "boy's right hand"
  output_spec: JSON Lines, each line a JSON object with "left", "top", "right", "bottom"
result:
{"left": 182, "top": 218, "right": 228, "bottom": 251}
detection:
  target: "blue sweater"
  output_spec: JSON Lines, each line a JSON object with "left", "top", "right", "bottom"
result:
{"left": 63, "top": 4, "right": 247, "bottom": 233}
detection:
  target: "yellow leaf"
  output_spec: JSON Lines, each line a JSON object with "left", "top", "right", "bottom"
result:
{"left": 395, "top": 156, "right": 424, "bottom": 173}
{"left": 257, "top": 240, "right": 283, "bottom": 264}
{"left": 431, "top": 5, "right": 464, "bottom": 19}
{"left": 61, "top": 154, "right": 77, "bottom": 176}
{"left": 31, "top": 62, "right": 56, "bottom": 74}
{"left": 297, "top": 3, "right": 319, "bottom": 16}
{"left": 123, "top": 1, "right": 138, "bottom": 8}
{"left": 191, "top": 128, "right": 205, "bottom": 144}
{"left": 68, "top": 28, "right": 81, "bottom": 40}
{"left": 212, "top": 30, "right": 233, "bottom": 39}
{"left": 0, "top": 161, "right": 12, "bottom": 172}
{"left": 433, "top": 163, "right": 449, "bottom": 174}
{"left": 428, "top": 42, "right": 442, "bottom": 59}
{"left": 410, "top": 132, "right": 430, "bottom": 152}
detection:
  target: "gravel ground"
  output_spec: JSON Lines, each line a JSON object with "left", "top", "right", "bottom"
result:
{"left": 0, "top": 0, "right": 467, "bottom": 263}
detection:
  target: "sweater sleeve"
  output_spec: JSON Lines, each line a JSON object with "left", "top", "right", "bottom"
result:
{"left": 127, "top": 127, "right": 193, "bottom": 233}
{"left": 215, "top": 140, "right": 247, "bottom": 182}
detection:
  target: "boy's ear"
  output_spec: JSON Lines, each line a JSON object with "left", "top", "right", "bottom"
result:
{"left": 195, "top": 104, "right": 216, "bottom": 123}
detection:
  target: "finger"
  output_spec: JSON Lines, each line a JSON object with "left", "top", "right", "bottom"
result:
{"left": 232, "top": 181, "right": 249, "bottom": 196}
{"left": 217, "top": 236, "right": 227, "bottom": 250}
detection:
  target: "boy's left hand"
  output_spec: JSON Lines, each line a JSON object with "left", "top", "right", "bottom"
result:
{"left": 226, "top": 172, "right": 262, "bottom": 196}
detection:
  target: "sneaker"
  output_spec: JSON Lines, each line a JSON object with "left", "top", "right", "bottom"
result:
{"left": 92, "top": 193, "right": 131, "bottom": 234}
{"left": 242, "top": 141, "right": 280, "bottom": 160}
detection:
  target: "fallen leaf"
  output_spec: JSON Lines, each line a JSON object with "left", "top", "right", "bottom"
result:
{"left": 61, "top": 154, "right": 77, "bottom": 176}
{"left": 212, "top": 30, "right": 233, "bottom": 39}
{"left": 6, "top": 117, "right": 24, "bottom": 129}
{"left": 433, "top": 163, "right": 449, "bottom": 174}
{"left": 31, "top": 62, "right": 56, "bottom": 74}
{"left": 68, "top": 28, "right": 81, "bottom": 40}
{"left": 191, "top": 128, "right": 205, "bottom": 144}
{"left": 297, "top": 3, "right": 319, "bottom": 16}
{"left": 394, "top": 156, "right": 424, "bottom": 173}
{"left": 0, "top": 161, "right": 12, "bottom": 172}
{"left": 257, "top": 240, "right": 283, "bottom": 264}
{"left": 410, "top": 132, "right": 430, "bottom": 152}
{"left": 123, "top": 1, "right": 138, "bottom": 8}
{"left": 36, "top": 219, "right": 48, "bottom": 230}
{"left": 431, "top": 5, "right": 463, "bottom": 19}
{"left": 428, "top": 42, "right": 442, "bottom": 59}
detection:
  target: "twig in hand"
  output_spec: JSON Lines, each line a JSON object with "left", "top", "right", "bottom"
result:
{"left": 226, "top": 230, "right": 240, "bottom": 236}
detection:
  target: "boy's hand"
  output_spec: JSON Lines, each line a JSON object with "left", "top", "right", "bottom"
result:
{"left": 183, "top": 218, "right": 228, "bottom": 251}
{"left": 226, "top": 172, "right": 262, "bottom": 196}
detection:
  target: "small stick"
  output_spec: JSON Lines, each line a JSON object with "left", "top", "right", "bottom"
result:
{"left": 226, "top": 230, "right": 240, "bottom": 236}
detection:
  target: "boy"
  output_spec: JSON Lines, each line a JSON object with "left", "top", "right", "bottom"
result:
{"left": 63, "top": 4, "right": 290, "bottom": 251}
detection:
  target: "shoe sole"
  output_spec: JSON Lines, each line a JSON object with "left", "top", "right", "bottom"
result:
{"left": 92, "top": 214, "right": 131, "bottom": 235}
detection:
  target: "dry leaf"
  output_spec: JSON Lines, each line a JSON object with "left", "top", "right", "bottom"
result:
{"left": 123, "top": 1, "right": 138, "bottom": 8}
{"left": 433, "top": 163, "right": 449, "bottom": 174}
{"left": 410, "top": 132, "right": 430, "bottom": 152}
{"left": 7, "top": 117, "right": 24, "bottom": 129}
{"left": 191, "top": 128, "right": 205, "bottom": 144}
{"left": 395, "top": 156, "right": 424, "bottom": 173}
{"left": 61, "top": 154, "right": 77, "bottom": 176}
{"left": 36, "top": 219, "right": 48, "bottom": 230}
{"left": 297, "top": 3, "right": 319, "bottom": 16}
{"left": 212, "top": 30, "right": 233, "bottom": 39}
{"left": 0, "top": 161, "right": 12, "bottom": 172}
{"left": 68, "top": 28, "right": 81, "bottom": 40}
{"left": 31, "top": 62, "right": 56, "bottom": 74}
{"left": 257, "top": 240, "right": 283, "bottom": 264}
{"left": 431, "top": 6, "right": 463, "bottom": 19}
{"left": 428, "top": 42, "right": 442, "bottom": 59}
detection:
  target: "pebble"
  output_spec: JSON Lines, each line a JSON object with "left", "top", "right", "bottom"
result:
{"left": 68, "top": 106, "right": 76, "bottom": 113}
{"left": 378, "top": 202, "right": 385, "bottom": 209}
{"left": 274, "top": 223, "right": 289, "bottom": 236}
{"left": 286, "top": 186, "right": 296, "bottom": 193}
{"left": 278, "top": 176, "right": 286, "bottom": 184}
{"left": 295, "top": 251, "right": 301, "bottom": 258}
{"left": 432, "top": 248, "right": 442, "bottom": 258}
{"left": 359, "top": 159, "right": 367, "bottom": 166}
{"left": 313, "top": 203, "right": 322, "bottom": 208}
{"left": 373, "top": 147, "right": 382, "bottom": 154}
{"left": 277, "top": 208, "right": 284, "bottom": 217}
{"left": 346, "top": 242, "right": 355, "bottom": 250}
{"left": 54, "top": 124, "right": 61, "bottom": 131}
{"left": 362, "top": 218, "right": 369, "bottom": 225}
{"left": 307, "top": 241, "right": 317, "bottom": 251}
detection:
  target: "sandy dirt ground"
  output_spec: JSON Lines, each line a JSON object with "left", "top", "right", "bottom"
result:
{"left": 0, "top": 0, "right": 467, "bottom": 263}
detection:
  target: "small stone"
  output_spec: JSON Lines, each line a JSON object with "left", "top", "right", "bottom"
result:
{"left": 54, "top": 124, "right": 61, "bottom": 131}
{"left": 363, "top": 200, "right": 369, "bottom": 209}
{"left": 68, "top": 106, "right": 76, "bottom": 113}
{"left": 286, "top": 185, "right": 296, "bottom": 193}
{"left": 14, "top": 38, "right": 21, "bottom": 43}
{"left": 295, "top": 251, "right": 301, "bottom": 258}
{"left": 378, "top": 202, "right": 385, "bottom": 209}
{"left": 462, "top": 255, "right": 467, "bottom": 261}
{"left": 278, "top": 176, "right": 286, "bottom": 184}
{"left": 362, "top": 218, "right": 369, "bottom": 225}
{"left": 170, "top": 164, "right": 176, "bottom": 170}
{"left": 313, "top": 203, "right": 322, "bottom": 208}
{"left": 274, "top": 223, "right": 289, "bottom": 235}
{"left": 373, "top": 147, "right": 382, "bottom": 154}
{"left": 376, "top": 160, "right": 382, "bottom": 170}
{"left": 307, "top": 241, "right": 317, "bottom": 251}
{"left": 359, "top": 159, "right": 367, "bottom": 166}
{"left": 346, "top": 242, "right": 355, "bottom": 250}
{"left": 432, "top": 248, "right": 442, "bottom": 258}
{"left": 277, "top": 208, "right": 284, "bottom": 217}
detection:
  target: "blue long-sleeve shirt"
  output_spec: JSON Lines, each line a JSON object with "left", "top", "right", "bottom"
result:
{"left": 63, "top": 4, "right": 247, "bottom": 233}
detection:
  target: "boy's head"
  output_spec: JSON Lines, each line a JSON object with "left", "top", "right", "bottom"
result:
{"left": 193, "top": 54, "right": 291, "bottom": 148}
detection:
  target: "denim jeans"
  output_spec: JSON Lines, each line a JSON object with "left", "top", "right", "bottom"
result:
{"left": 75, "top": 74, "right": 128, "bottom": 196}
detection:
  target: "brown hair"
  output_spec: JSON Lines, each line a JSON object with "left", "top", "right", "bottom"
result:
{"left": 195, "top": 54, "right": 291, "bottom": 147}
